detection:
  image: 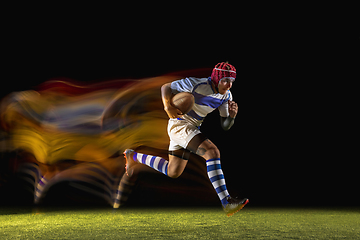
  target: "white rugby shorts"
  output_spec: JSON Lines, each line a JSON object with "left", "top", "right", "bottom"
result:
{"left": 167, "top": 118, "right": 201, "bottom": 151}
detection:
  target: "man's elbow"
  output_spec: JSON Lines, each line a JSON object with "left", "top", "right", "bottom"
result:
{"left": 222, "top": 125, "right": 231, "bottom": 131}
{"left": 220, "top": 117, "right": 234, "bottom": 131}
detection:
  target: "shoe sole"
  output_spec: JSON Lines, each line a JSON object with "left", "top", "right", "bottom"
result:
{"left": 226, "top": 199, "right": 249, "bottom": 217}
{"left": 123, "top": 150, "right": 130, "bottom": 175}
{"left": 123, "top": 149, "right": 134, "bottom": 176}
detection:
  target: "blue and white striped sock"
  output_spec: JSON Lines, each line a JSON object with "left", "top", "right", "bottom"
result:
{"left": 206, "top": 158, "right": 230, "bottom": 206}
{"left": 133, "top": 152, "right": 169, "bottom": 176}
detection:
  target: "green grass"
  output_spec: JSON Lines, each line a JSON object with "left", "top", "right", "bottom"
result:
{"left": 0, "top": 206, "right": 359, "bottom": 239}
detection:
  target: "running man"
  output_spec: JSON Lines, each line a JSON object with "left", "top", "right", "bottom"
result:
{"left": 123, "top": 62, "right": 248, "bottom": 216}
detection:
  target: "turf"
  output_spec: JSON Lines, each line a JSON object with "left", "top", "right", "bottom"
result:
{"left": 0, "top": 206, "right": 359, "bottom": 239}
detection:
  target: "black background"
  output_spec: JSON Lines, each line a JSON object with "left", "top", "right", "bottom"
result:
{"left": 1, "top": 6, "right": 358, "bottom": 207}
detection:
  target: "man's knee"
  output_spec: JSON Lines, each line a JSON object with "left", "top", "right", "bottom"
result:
{"left": 167, "top": 167, "right": 183, "bottom": 178}
{"left": 196, "top": 139, "right": 220, "bottom": 159}
{"left": 167, "top": 155, "right": 187, "bottom": 178}
{"left": 206, "top": 145, "right": 220, "bottom": 159}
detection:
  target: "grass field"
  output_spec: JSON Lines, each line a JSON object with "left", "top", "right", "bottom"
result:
{"left": 0, "top": 206, "right": 359, "bottom": 239}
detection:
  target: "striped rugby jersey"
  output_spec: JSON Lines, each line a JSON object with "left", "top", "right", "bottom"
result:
{"left": 170, "top": 77, "right": 232, "bottom": 127}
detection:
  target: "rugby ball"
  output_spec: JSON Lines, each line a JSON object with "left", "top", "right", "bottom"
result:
{"left": 171, "top": 92, "right": 195, "bottom": 114}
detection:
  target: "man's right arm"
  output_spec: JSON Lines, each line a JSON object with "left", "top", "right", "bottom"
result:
{"left": 161, "top": 83, "right": 183, "bottom": 119}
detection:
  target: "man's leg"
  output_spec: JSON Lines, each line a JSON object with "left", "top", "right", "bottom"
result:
{"left": 190, "top": 136, "right": 249, "bottom": 216}
{"left": 124, "top": 149, "right": 189, "bottom": 179}
{"left": 115, "top": 149, "right": 189, "bottom": 208}
{"left": 195, "top": 139, "right": 229, "bottom": 204}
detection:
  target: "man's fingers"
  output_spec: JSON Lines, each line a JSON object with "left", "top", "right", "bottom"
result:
{"left": 176, "top": 109, "right": 184, "bottom": 118}
{"left": 228, "top": 100, "right": 236, "bottom": 105}
{"left": 228, "top": 101, "right": 238, "bottom": 109}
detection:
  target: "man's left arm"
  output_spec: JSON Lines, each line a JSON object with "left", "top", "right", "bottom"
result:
{"left": 220, "top": 100, "right": 238, "bottom": 131}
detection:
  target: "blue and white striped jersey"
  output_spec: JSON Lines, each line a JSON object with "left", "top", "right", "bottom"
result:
{"left": 170, "top": 77, "right": 232, "bottom": 126}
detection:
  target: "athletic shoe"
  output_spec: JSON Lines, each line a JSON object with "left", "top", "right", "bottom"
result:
{"left": 123, "top": 149, "right": 136, "bottom": 176}
{"left": 223, "top": 197, "right": 249, "bottom": 217}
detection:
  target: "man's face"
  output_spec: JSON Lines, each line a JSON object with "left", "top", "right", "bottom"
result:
{"left": 218, "top": 78, "right": 234, "bottom": 94}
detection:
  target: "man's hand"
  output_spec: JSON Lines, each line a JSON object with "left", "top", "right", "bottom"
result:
{"left": 228, "top": 100, "right": 238, "bottom": 118}
{"left": 164, "top": 104, "right": 183, "bottom": 119}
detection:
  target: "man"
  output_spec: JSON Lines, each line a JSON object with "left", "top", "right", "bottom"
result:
{"left": 123, "top": 62, "right": 248, "bottom": 216}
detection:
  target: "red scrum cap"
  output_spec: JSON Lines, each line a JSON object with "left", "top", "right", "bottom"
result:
{"left": 210, "top": 62, "right": 236, "bottom": 87}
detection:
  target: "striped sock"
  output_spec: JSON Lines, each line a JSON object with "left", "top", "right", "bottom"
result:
{"left": 206, "top": 158, "right": 230, "bottom": 206}
{"left": 133, "top": 152, "right": 169, "bottom": 176}
{"left": 114, "top": 176, "right": 136, "bottom": 208}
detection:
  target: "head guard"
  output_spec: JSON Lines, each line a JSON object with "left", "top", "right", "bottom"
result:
{"left": 210, "top": 62, "right": 236, "bottom": 87}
